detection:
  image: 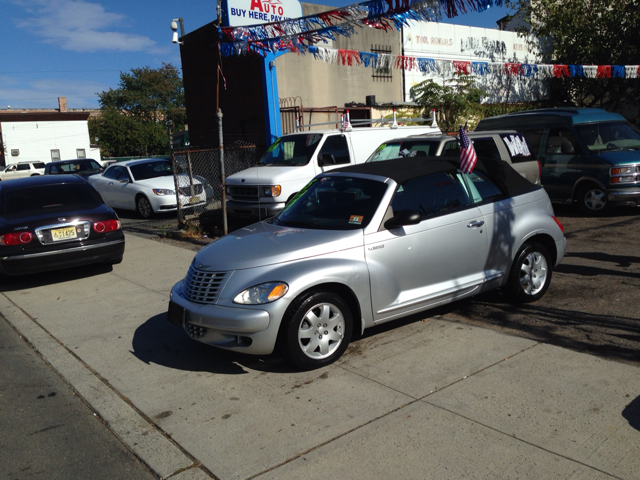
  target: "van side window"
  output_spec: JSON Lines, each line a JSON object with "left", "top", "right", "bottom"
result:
{"left": 521, "top": 129, "right": 543, "bottom": 158}
{"left": 471, "top": 138, "right": 501, "bottom": 159}
{"left": 546, "top": 128, "right": 579, "bottom": 155}
{"left": 318, "top": 135, "right": 350, "bottom": 165}
{"left": 391, "top": 171, "right": 471, "bottom": 219}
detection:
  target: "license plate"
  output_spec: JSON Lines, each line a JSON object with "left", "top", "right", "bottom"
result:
{"left": 188, "top": 196, "right": 199, "bottom": 204}
{"left": 51, "top": 226, "right": 77, "bottom": 241}
{"left": 167, "top": 301, "right": 185, "bottom": 327}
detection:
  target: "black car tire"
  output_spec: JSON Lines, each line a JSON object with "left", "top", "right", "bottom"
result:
{"left": 279, "top": 291, "right": 353, "bottom": 370}
{"left": 506, "top": 242, "right": 553, "bottom": 303}
{"left": 136, "top": 195, "right": 153, "bottom": 219}
{"left": 576, "top": 183, "right": 610, "bottom": 216}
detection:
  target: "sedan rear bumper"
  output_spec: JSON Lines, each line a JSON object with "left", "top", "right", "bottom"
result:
{"left": 0, "top": 238, "right": 125, "bottom": 275}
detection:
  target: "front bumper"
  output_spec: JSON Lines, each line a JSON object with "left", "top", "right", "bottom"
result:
{"left": 607, "top": 187, "right": 640, "bottom": 203}
{"left": 226, "top": 200, "right": 284, "bottom": 220}
{"left": 169, "top": 280, "right": 278, "bottom": 355}
{"left": 0, "top": 238, "right": 125, "bottom": 275}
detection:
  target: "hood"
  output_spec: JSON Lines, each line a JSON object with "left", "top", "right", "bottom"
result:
{"left": 194, "top": 221, "right": 363, "bottom": 271}
{"left": 226, "top": 165, "right": 310, "bottom": 186}
{"left": 591, "top": 149, "right": 640, "bottom": 165}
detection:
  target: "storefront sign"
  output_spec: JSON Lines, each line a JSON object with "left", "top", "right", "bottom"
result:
{"left": 221, "top": 0, "right": 303, "bottom": 27}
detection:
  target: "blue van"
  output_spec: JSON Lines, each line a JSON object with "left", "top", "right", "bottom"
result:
{"left": 476, "top": 108, "right": 640, "bottom": 214}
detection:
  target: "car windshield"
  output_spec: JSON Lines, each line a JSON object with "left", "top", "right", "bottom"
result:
{"left": 273, "top": 176, "right": 388, "bottom": 230}
{"left": 1, "top": 184, "right": 103, "bottom": 216}
{"left": 367, "top": 140, "right": 442, "bottom": 162}
{"left": 575, "top": 121, "right": 640, "bottom": 152}
{"left": 258, "top": 134, "right": 323, "bottom": 166}
{"left": 129, "top": 160, "right": 173, "bottom": 181}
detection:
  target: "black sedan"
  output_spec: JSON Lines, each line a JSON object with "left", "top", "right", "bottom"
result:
{"left": 0, "top": 175, "right": 125, "bottom": 277}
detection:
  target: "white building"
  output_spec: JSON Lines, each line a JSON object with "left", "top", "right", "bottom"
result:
{"left": 403, "top": 21, "right": 547, "bottom": 104}
{"left": 0, "top": 97, "right": 100, "bottom": 168}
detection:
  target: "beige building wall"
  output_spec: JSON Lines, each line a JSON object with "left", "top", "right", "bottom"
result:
{"left": 276, "top": 3, "right": 404, "bottom": 110}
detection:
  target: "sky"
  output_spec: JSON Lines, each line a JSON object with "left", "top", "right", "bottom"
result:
{"left": 0, "top": 0, "right": 511, "bottom": 110}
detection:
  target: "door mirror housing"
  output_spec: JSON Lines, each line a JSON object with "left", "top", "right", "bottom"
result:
{"left": 384, "top": 210, "right": 422, "bottom": 229}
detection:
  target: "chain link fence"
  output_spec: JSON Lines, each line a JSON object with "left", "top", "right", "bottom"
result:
{"left": 169, "top": 139, "right": 258, "bottom": 236}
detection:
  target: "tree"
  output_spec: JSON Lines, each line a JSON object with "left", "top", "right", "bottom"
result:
{"left": 410, "top": 74, "right": 486, "bottom": 133}
{"left": 513, "top": 0, "right": 640, "bottom": 111}
{"left": 89, "top": 63, "right": 185, "bottom": 157}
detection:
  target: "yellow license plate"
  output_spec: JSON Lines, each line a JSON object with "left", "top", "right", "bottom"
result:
{"left": 188, "top": 196, "right": 200, "bottom": 204}
{"left": 52, "top": 226, "right": 77, "bottom": 241}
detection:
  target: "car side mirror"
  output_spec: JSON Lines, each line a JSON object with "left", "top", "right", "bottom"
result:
{"left": 384, "top": 210, "right": 422, "bottom": 229}
{"left": 318, "top": 153, "right": 336, "bottom": 167}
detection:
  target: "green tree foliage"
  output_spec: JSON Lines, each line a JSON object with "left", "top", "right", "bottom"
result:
{"left": 89, "top": 63, "right": 185, "bottom": 157}
{"left": 514, "top": 0, "right": 640, "bottom": 111}
{"left": 410, "top": 74, "right": 485, "bottom": 132}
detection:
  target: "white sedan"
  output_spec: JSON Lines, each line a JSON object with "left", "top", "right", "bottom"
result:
{"left": 88, "top": 158, "right": 207, "bottom": 218}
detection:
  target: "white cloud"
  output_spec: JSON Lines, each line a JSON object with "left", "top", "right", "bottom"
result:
{"left": 12, "top": 0, "right": 163, "bottom": 53}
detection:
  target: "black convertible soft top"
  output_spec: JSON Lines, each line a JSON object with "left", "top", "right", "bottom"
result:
{"left": 331, "top": 156, "right": 540, "bottom": 198}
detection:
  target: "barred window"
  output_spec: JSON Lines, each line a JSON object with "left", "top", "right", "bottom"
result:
{"left": 371, "top": 44, "right": 392, "bottom": 81}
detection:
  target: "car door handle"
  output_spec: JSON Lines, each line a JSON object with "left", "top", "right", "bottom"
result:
{"left": 467, "top": 220, "right": 485, "bottom": 228}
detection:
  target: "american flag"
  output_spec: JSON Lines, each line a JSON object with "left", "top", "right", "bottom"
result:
{"left": 459, "top": 123, "right": 477, "bottom": 174}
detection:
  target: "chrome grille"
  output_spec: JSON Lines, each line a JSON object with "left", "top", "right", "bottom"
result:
{"left": 228, "top": 185, "right": 259, "bottom": 201}
{"left": 183, "top": 265, "right": 230, "bottom": 304}
{"left": 179, "top": 184, "right": 204, "bottom": 196}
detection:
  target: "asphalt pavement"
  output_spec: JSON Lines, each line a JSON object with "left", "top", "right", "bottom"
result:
{"left": 1, "top": 232, "right": 639, "bottom": 480}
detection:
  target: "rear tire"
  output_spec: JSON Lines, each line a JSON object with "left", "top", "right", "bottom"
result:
{"left": 576, "top": 184, "right": 610, "bottom": 216}
{"left": 136, "top": 195, "right": 153, "bottom": 219}
{"left": 506, "top": 242, "right": 552, "bottom": 303}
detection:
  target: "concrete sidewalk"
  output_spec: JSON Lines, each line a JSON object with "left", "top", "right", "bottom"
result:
{"left": 1, "top": 233, "right": 639, "bottom": 480}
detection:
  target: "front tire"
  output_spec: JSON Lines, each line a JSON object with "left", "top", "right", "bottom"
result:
{"left": 279, "top": 291, "right": 353, "bottom": 370}
{"left": 506, "top": 243, "right": 552, "bottom": 303}
{"left": 136, "top": 195, "right": 153, "bottom": 219}
{"left": 576, "top": 184, "right": 610, "bottom": 216}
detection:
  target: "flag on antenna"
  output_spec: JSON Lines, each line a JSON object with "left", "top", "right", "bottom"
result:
{"left": 459, "top": 123, "right": 477, "bottom": 174}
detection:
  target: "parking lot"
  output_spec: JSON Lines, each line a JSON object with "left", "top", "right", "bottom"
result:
{"left": 1, "top": 203, "right": 639, "bottom": 479}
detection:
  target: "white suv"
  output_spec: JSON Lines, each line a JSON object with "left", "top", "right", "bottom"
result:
{"left": 0, "top": 161, "right": 47, "bottom": 181}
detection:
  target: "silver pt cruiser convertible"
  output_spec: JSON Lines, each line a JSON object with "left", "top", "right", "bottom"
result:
{"left": 169, "top": 157, "right": 566, "bottom": 370}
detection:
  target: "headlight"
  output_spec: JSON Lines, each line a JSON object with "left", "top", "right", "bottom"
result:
{"left": 611, "top": 167, "right": 636, "bottom": 175}
{"left": 233, "top": 282, "right": 288, "bottom": 304}
{"left": 153, "top": 188, "right": 175, "bottom": 196}
{"left": 262, "top": 185, "right": 282, "bottom": 197}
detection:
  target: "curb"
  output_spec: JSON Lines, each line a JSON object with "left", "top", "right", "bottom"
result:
{"left": 0, "top": 293, "right": 211, "bottom": 480}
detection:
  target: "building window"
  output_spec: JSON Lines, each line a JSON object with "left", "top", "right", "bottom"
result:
{"left": 51, "top": 149, "right": 60, "bottom": 161}
{"left": 77, "top": 149, "right": 86, "bottom": 159}
{"left": 371, "top": 44, "right": 392, "bottom": 82}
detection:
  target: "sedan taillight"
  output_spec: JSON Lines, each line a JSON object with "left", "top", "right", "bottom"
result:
{"left": 93, "top": 219, "right": 122, "bottom": 233}
{"left": 0, "top": 231, "right": 34, "bottom": 246}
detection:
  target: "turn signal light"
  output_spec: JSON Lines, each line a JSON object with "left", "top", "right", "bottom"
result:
{"left": 93, "top": 219, "right": 122, "bottom": 233}
{"left": 0, "top": 231, "right": 34, "bottom": 246}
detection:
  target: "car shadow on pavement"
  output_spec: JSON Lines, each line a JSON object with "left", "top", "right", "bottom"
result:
{"left": 453, "top": 290, "right": 640, "bottom": 367}
{"left": 130, "top": 313, "right": 300, "bottom": 375}
{"left": 623, "top": 395, "right": 640, "bottom": 432}
{"left": 0, "top": 264, "right": 114, "bottom": 291}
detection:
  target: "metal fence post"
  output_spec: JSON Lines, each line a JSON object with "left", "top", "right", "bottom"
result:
{"left": 170, "top": 149, "right": 185, "bottom": 228}
{"left": 218, "top": 109, "right": 228, "bottom": 235}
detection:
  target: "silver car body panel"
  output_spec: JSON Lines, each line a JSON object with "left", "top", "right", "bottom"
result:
{"left": 171, "top": 166, "right": 566, "bottom": 356}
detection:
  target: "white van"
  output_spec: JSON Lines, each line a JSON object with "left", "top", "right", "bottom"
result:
{"left": 225, "top": 114, "right": 442, "bottom": 221}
